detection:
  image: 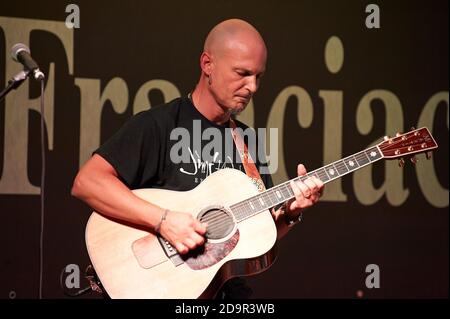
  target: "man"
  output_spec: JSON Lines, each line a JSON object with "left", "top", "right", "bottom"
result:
{"left": 72, "top": 18, "right": 324, "bottom": 298}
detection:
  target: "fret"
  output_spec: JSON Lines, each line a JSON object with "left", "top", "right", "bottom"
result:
{"left": 238, "top": 202, "right": 250, "bottom": 217}
{"left": 341, "top": 159, "right": 350, "bottom": 171}
{"left": 315, "top": 168, "right": 330, "bottom": 182}
{"left": 252, "top": 197, "right": 262, "bottom": 211}
{"left": 271, "top": 190, "right": 279, "bottom": 202}
{"left": 232, "top": 205, "right": 241, "bottom": 218}
{"left": 308, "top": 171, "right": 320, "bottom": 180}
{"left": 258, "top": 196, "right": 265, "bottom": 206}
{"left": 323, "top": 167, "right": 331, "bottom": 180}
{"left": 324, "top": 164, "right": 339, "bottom": 179}
{"left": 365, "top": 147, "right": 382, "bottom": 162}
{"left": 235, "top": 207, "right": 245, "bottom": 219}
{"left": 272, "top": 186, "right": 283, "bottom": 202}
{"left": 262, "top": 192, "right": 274, "bottom": 207}
{"left": 264, "top": 191, "right": 272, "bottom": 206}
{"left": 334, "top": 160, "right": 348, "bottom": 175}
{"left": 267, "top": 191, "right": 278, "bottom": 206}
{"left": 267, "top": 187, "right": 283, "bottom": 207}
{"left": 275, "top": 189, "right": 283, "bottom": 200}
{"left": 276, "top": 186, "right": 285, "bottom": 199}
{"left": 231, "top": 202, "right": 248, "bottom": 222}
{"left": 280, "top": 184, "right": 292, "bottom": 199}
{"left": 287, "top": 184, "right": 295, "bottom": 196}
{"left": 259, "top": 196, "right": 268, "bottom": 209}
{"left": 344, "top": 155, "right": 359, "bottom": 171}
{"left": 355, "top": 151, "right": 370, "bottom": 166}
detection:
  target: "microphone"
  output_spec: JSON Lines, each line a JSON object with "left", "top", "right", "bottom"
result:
{"left": 11, "top": 43, "right": 45, "bottom": 80}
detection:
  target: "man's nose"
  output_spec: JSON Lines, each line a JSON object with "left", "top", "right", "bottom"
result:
{"left": 245, "top": 75, "right": 258, "bottom": 94}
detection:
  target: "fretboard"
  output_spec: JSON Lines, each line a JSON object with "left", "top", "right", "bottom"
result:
{"left": 230, "top": 145, "right": 383, "bottom": 222}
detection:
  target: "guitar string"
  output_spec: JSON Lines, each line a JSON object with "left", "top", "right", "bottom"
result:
{"left": 207, "top": 223, "right": 234, "bottom": 232}
{"left": 202, "top": 215, "right": 232, "bottom": 226}
{"left": 230, "top": 148, "right": 377, "bottom": 212}
{"left": 229, "top": 145, "right": 415, "bottom": 221}
{"left": 210, "top": 136, "right": 432, "bottom": 227}
{"left": 200, "top": 209, "right": 231, "bottom": 224}
{"left": 230, "top": 141, "right": 432, "bottom": 221}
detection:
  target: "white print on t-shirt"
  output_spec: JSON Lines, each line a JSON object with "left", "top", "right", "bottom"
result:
{"left": 179, "top": 147, "right": 237, "bottom": 181}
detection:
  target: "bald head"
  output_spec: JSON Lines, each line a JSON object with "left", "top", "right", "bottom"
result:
{"left": 193, "top": 19, "right": 267, "bottom": 121}
{"left": 204, "top": 19, "right": 267, "bottom": 57}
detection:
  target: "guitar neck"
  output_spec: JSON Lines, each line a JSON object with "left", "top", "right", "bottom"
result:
{"left": 230, "top": 145, "right": 383, "bottom": 222}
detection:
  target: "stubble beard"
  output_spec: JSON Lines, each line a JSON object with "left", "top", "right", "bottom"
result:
{"left": 229, "top": 102, "right": 247, "bottom": 115}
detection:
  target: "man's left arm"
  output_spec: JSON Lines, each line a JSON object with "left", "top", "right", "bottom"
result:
{"left": 271, "top": 164, "right": 324, "bottom": 239}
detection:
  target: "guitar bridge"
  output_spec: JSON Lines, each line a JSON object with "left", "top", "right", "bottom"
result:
{"left": 158, "top": 236, "right": 184, "bottom": 266}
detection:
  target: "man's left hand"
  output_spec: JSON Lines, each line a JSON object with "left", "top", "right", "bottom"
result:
{"left": 286, "top": 164, "right": 324, "bottom": 216}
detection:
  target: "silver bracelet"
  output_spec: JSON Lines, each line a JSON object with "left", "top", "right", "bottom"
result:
{"left": 155, "top": 209, "right": 169, "bottom": 234}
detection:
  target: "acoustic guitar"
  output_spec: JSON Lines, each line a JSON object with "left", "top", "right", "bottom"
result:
{"left": 85, "top": 127, "right": 438, "bottom": 298}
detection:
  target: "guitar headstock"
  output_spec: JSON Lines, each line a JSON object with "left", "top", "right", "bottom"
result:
{"left": 378, "top": 127, "right": 438, "bottom": 164}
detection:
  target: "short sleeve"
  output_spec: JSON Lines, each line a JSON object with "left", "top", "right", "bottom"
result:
{"left": 94, "top": 111, "right": 160, "bottom": 188}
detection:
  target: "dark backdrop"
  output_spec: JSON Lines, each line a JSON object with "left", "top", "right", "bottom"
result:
{"left": 0, "top": 0, "right": 448, "bottom": 298}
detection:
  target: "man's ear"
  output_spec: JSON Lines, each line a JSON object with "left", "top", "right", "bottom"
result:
{"left": 200, "top": 52, "right": 213, "bottom": 76}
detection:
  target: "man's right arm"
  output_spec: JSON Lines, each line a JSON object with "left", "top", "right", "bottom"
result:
{"left": 71, "top": 154, "right": 206, "bottom": 254}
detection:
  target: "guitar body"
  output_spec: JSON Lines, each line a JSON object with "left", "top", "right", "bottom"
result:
{"left": 85, "top": 168, "right": 278, "bottom": 299}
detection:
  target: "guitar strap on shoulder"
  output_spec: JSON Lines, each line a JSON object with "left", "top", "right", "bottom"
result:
{"left": 230, "top": 119, "right": 291, "bottom": 223}
{"left": 229, "top": 119, "right": 266, "bottom": 193}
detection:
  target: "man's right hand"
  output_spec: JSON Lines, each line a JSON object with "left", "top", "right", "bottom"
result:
{"left": 159, "top": 210, "right": 207, "bottom": 254}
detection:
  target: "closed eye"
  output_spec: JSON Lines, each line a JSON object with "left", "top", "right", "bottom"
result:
{"left": 236, "top": 70, "right": 250, "bottom": 76}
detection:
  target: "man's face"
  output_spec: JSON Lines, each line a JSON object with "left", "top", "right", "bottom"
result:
{"left": 209, "top": 39, "right": 267, "bottom": 114}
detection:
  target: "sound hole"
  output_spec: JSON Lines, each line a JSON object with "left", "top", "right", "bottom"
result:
{"left": 198, "top": 207, "right": 235, "bottom": 240}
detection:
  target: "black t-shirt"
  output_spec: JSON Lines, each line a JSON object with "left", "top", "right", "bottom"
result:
{"left": 95, "top": 96, "right": 274, "bottom": 298}
{"left": 96, "top": 96, "right": 273, "bottom": 191}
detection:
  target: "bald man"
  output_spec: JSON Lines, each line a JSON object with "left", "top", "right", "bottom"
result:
{"left": 72, "top": 19, "right": 323, "bottom": 299}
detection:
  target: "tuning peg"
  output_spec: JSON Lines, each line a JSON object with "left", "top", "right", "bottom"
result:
{"left": 398, "top": 158, "right": 405, "bottom": 167}
{"left": 395, "top": 132, "right": 407, "bottom": 140}
{"left": 410, "top": 156, "right": 418, "bottom": 164}
{"left": 426, "top": 152, "right": 432, "bottom": 160}
{"left": 411, "top": 126, "right": 420, "bottom": 137}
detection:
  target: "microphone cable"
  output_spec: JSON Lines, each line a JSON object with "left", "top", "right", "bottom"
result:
{"left": 38, "top": 77, "right": 45, "bottom": 299}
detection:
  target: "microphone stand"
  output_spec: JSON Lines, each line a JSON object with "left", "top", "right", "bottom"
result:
{"left": 0, "top": 69, "right": 30, "bottom": 102}
{"left": 0, "top": 65, "right": 47, "bottom": 299}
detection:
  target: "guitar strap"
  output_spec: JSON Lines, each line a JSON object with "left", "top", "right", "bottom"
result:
{"left": 187, "top": 92, "right": 266, "bottom": 193}
{"left": 229, "top": 119, "right": 266, "bottom": 193}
